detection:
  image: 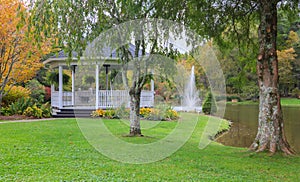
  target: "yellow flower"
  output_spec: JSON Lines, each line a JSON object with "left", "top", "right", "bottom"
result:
{"left": 91, "top": 109, "right": 105, "bottom": 117}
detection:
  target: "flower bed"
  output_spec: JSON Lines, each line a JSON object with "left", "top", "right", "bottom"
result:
{"left": 91, "top": 105, "right": 179, "bottom": 121}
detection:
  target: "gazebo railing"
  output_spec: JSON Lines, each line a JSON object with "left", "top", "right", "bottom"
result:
{"left": 51, "top": 90, "right": 154, "bottom": 108}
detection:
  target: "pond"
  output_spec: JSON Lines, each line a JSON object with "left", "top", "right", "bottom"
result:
{"left": 216, "top": 104, "right": 300, "bottom": 152}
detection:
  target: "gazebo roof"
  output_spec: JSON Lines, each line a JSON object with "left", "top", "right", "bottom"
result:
{"left": 49, "top": 50, "right": 79, "bottom": 58}
{"left": 43, "top": 43, "right": 145, "bottom": 68}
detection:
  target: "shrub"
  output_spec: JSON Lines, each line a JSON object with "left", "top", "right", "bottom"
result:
{"left": 148, "top": 108, "right": 162, "bottom": 121}
{"left": 291, "top": 88, "right": 300, "bottom": 98}
{"left": 8, "top": 97, "right": 33, "bottom": 115}
{"left": 146, "top": 105, "right": 179, "bottom": 121}
{"left": 202, "top": 92, "right": 217, "bottom": 115}
{"left": 2, "top": 86, "right": 31, "bottom": 106}
{"left": 91, "top": 109, "right": 105, "bottom": 117}
{"left": 226, "top": 95, "right": 242, "bottom": 102}
{"left": 41, "top": 103, "right": 51, "bottom": 118}
{"left": 91, "top": 105, "right": 179, "bottom": 121}
{"left": 164, "top": 109, "right": 179, "bottom": 120}
{"left": 44, "top": 86, "right": 51, "bottom": 102}
{"left": 115, "top": 105, "right": 130, "bottom": 119}
{"left": 26, "top": 79, "right": 45, "bottom": 104}
{"left": 104, "top": 109, "right": 118, "bottom": 119}
{"left": 140, "top": 107, "right": 152, "bottom": 118}
{"left": 24, "top": 105, "right": 43, "bottom": 118}
{"left": 0, "top": 107, "right": 11, "bottom": 116}
{"left": 91, "top": 109, "right": 118, "bottom": 119}
{"left": 3, "top": 97, "right": 50, "bottom": 118}
{"left": 32, "top": 105, "right": 43, "bottom": 118}
{"left": 23, "top": 107, "right": 34, "bottom": 117}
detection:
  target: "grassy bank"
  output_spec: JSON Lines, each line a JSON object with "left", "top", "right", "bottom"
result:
{"left": 280, "top": 98, "right": 300, "bottom": 106}
{"left": 0, "top": 115, "right": 299, "bottom": 181}
{"left": 227, "top": 98, "right": 300, "bottom": 106}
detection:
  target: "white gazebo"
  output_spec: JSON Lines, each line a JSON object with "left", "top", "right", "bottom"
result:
{"left": 44, "top": 50, "right": 155, "bottom": 117}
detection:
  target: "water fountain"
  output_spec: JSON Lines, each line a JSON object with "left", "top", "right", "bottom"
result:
{"left": 173, "top": 66, "right": 202, "bottom": 112}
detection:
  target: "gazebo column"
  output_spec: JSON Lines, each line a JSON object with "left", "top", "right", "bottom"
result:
{"left": 151, "top": 70, "right": 155, "bottom": 106}
{"left": 151, "top": 78, "right": 154, "bottom": 93}
{"left": 58, "top": 65, "right": 63, "bottom": 109}
{"left": 95, "top": 65, "right": 99, "bottom": 109}
{"left": 71, "top": 65, "right": 75, "bottom": 106}
{"left": 104, "top": 64, "right": 110, "bottom": 108}
{"left": 51, "top": 84, "right": 55, "bottom": 107}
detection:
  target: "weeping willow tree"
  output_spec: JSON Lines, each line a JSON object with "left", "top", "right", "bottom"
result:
{"left": 29, "top": 0, "right": 179, "bottom": 136}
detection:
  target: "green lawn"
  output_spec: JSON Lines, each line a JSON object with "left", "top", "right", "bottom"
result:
{"left": 280, "top": 98, "right": 300, "bottom": 106}
{"left": 0, "top": 115, "right": 299, "bottom": 181}
{"left": 227, "top": 98, "right": 300, "bottom": 106}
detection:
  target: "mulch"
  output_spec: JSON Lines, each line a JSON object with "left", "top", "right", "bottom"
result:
{"left": 0, "top": 115, "right": 35, "bottom": 121}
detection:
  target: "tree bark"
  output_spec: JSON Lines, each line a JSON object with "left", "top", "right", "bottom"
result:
{"left": 0, "top": 94, "right": 2, "bottom": 116}
{"left": 249, "top": 0, "right": 295, "bottom": 155}
{"left": 129, "top": 88, "right": 142, "bottom": 136}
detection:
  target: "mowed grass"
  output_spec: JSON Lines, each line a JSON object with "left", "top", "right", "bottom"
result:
{"left": 227, "top": 98, "right": 300, "bottom": 106}
{"left": 280, "top": 98, "right": 300, "bottom": 106}
{"left": 0, "top": 115, "right": 299, "bottom": 181}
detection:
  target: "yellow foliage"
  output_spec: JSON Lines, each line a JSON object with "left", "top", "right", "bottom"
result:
{"left": 2, "top": 85, "right": 31, "bottom": 105}
{"left": 0, "top": 0, "right": 52, "bottom": 86}
{"left": 91, "top": 109, "right": 105, "bottom": 117}
{"left": 286, "top": 31, "right": 300, "bottom": 47}
{"left": 277, "top": 48, "right": 297, "bottom": 62}
{"left": 277, "top": 48, "right": 297, "bottom": 86}
{"left": 165, "top": 109, "right": 179, "bottom": 120}
{"left": 140, "top": 107, "right": 152, "bottom": 117}
{"left": 140, "top": 107, "right": 179, "bottom": 120}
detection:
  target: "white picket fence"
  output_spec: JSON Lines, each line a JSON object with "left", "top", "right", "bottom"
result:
{"left": 51, "top": 90, "right": 154, "bottom": 108}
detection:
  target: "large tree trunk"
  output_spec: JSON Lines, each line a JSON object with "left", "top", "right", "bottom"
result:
{"left": 249, "top": 0, "right": 294, "bottom": 155}
{"left": 129, "top": 88, "right": 142, "bottom": 136}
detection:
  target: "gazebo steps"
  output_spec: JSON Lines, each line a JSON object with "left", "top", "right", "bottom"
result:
{"left": 52, "top": 108, "right": 95, "bottom": 118}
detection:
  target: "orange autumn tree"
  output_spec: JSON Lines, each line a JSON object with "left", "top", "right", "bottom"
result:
{"left": 0, "top": 0, "right": 51, "bottom": 108}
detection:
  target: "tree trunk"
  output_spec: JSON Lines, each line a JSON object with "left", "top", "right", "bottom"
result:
{"left": 129, "top": 88, "right": 142, "bottom": 136}
{"left": 249, "top": 0, "right": 295, "bottom": 155}
{"left": 0, "top": 94, "right": 2, "bottom": 116}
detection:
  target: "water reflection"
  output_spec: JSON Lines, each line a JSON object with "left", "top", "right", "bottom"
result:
{"left": 216, "top": 104, "right": 300, "bottom": 152}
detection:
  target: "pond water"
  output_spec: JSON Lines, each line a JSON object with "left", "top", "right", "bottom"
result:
{"left": 216, "top": 104, "right": 300, "bottom": 152}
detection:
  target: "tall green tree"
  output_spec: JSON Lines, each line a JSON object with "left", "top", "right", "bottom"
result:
{"left": 30, "top": 0, "right": 177, "bottom": 136}
{"left": 186, "top": 0, "right": 299, "bottom": 154}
